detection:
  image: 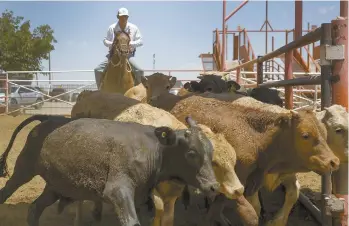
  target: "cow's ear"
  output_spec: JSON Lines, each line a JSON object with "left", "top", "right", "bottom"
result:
{"left": 154, "top": 126, "right": 177, "bottom": 145}
{"left": 141, "top": 75, "right": 148, "bottom": 88}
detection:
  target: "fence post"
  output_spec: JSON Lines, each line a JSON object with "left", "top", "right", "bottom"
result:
{"left": 5, "top": 73, "right": 8, "bottom": 114}
{"left": 331, "top": 16, "right": 348, "bottom": 226}
{"left": 257, "top": 56, "right": 263, "bottom": 85}
{"left": 236, "top": 67, "right": 241, "bottom": 84}
{"left": 320, "top": 22, "right": 333, "bottom": 226}
{"left": 284, "top": 51, "right": 293, "bottom": 109}
{"left": 313, "top": 85, "right": 318, "bottom": 111}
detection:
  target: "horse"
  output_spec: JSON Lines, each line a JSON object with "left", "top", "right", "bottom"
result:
{"left": 99, "top": 30, "right": 135, "bottom": 94}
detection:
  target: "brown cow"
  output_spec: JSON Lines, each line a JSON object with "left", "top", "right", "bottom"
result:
{"left": 149, "top": 94, "right": 340, "bottom": 225}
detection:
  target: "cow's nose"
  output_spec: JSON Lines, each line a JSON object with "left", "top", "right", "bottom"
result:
{"left": 329, "top": 157, "right": 340, "bottom": 171}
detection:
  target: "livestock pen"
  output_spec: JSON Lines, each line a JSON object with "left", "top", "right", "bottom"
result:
{"left": 0, "top": 1, "right": 347, "bottom": 226}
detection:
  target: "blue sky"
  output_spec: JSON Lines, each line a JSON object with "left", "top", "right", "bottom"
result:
{"left": 1, "top": 0, "right": 340, "bottom": 84}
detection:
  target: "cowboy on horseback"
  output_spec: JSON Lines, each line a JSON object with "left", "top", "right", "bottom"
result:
{"left": 94, "top": 7, "right": 144, "bottom": 89}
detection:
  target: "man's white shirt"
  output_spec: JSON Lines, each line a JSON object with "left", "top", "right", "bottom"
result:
{"left": 103, "top": 22, "right": 143, "bottom": 52}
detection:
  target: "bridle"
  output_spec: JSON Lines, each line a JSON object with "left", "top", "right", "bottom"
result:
{"left": 108, "top": 30, "right": 132, "bottom": 72}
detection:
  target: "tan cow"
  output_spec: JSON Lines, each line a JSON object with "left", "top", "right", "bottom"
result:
{"left": 256, "top": 104, "right": 348, "bottom": 226}
{"left": 149, "top": 93, "right": 340, "bottom": 225}
{"left": 69, "top": 90, "right": 245, "bottom": 226}
{"left": 124, "top": 72, "right": 177, "bottom": 103}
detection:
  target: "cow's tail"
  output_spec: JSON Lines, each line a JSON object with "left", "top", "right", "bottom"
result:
{"left": 0, "top": 114, "right": 60, "bottom": 177}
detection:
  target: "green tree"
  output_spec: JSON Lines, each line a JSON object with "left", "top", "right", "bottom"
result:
{"left": 0, "top": 10, "right": 57, "bottom": 78}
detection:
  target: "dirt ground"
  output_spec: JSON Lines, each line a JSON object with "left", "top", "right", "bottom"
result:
{"left": 0, "top": 115, "right": 321, "bottom": 226}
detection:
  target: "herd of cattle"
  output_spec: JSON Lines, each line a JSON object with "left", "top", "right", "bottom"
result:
{"left": 0, "top": 73, "right": 347, "bottom": 226}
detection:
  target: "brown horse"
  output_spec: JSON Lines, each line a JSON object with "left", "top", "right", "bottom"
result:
{"left": 99, "top": 30, "right": 135, "bottom": 94}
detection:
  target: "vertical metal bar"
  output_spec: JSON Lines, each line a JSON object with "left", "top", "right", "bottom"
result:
{"left": 215, "top": 29, "right": 220, "bottom": 71}
{"left": 5, "top": 73, "right": 8, "bottom": 114}
{"left": 233, "top": 34, "right": 239, "bottom": 60}
{"left": 257, "top": 56, "right": 263, "bottom": 84}
{"left": 331, "top": 13, "right": 348, "bottom": 111}
{"left": 49, "top": 52, "right": 52, "bottom": 86}
{"left": 265, "top": 0, "right": 268, "bottom": 55}
{"left": 313, "top": 85, "right": 318, "bottom": 111}
{"left": 244, "top": 29, "right": 246, "bottom": 46}
{"left": 236, "top": 67, "right": 241, "bottom": 84}
{"left": 331, "top": 15, "right": 348, "bottom": 226}
{"left": 320, "top": 23, "right": 333, "bottom": 226}
{"left": 295, "top": 0, "right": 303, "bottom": 53}
{"left": 307, "top": 22, "right": 310, "bottom": 68}
{"left": 284, "top": 50, "right": 293, "bottom": 109}
{"left": 272, "top": 36, "right": 275, "bottom": 73}
{"left": 226, "top": 25, "right": 229, "bottom": 60}
{"left": 340, "top": 0, "right": 348, "bottom": 18}
{"left": 221, "top": 0, "right": 226, "bottom": 71}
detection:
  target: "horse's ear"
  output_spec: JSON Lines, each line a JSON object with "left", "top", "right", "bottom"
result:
{"left": 169, "top": 76, "right": 177, "bottom": 88}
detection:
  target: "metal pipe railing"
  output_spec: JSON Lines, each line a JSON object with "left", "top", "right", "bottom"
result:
{"left": 225, "top": 26, "right": 322, "bottom": 72}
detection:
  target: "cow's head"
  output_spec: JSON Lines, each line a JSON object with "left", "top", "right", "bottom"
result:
{"left": 249, "top": 87, "right": 283, "bottom": 107}
{"left": 317, "top": 104, "right": 348, "bottom": 162}
{"left": 142, "top": 73, "right": 177, "bottom": 103}
{"left": 279, "top": 108, "right": 340, "bottom": 174}
{"left": 198, "top": 124, "right": 244, "bottom": 199}
{"left": 183, "top": 81, "right": 200, "bottom": 93}
{"left": 154, "top": 117, "right": 219, "bottom": 197}
{"left": 196, "top": 75, "right": 229, "bottom": 93}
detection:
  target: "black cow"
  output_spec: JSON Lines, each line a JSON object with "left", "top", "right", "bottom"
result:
{"left": 183, "top": 75, "right": 284, "bottom": 107}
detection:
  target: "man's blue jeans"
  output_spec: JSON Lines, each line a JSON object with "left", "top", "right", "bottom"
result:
{"left": 94, "top": 57, "right": 143, "bottom": 89}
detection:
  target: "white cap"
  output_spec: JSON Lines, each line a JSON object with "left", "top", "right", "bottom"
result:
{"left": 117, "top": 7, "right": 129, "bottom": 16}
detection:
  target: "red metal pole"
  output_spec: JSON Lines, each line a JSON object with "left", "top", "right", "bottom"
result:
{"left": 222, "top": 0, "right": 226, "bottom": 71}
{"left": 226, "top": 24, "right": 228, "bottom": 61}
{"left": 307, "top": 22, "right": 310, "bottom": 68}
{"left": 340, "top": 0, "right": 348, "bottom": 18}
{"left": 214, "top": 30, "right": 311, "bottom": 33}
{"left": 236, "top": 67, "right": 241, "bottom": 84}
{"left": 225, "top": 0, "right": 249, "bottom": 22}
{"left": 295, "top": 1, "right": 303, "bottom": 40}
{"left": 284, "top": 51, "right": 293, "bottom": 109}
{"left": 265, "top": 0, "right": 268, "bottom": 55}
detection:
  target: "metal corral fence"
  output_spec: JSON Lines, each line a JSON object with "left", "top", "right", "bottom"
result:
{"left": 225, "top": 20, "right": 348, "bottom": 226}
{"left": 0, "top": 69, "right": 322, "bottom": 116}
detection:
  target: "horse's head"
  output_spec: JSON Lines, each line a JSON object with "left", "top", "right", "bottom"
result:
{"left": 110, "top": 30, "right": 131, "bottom": 59}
